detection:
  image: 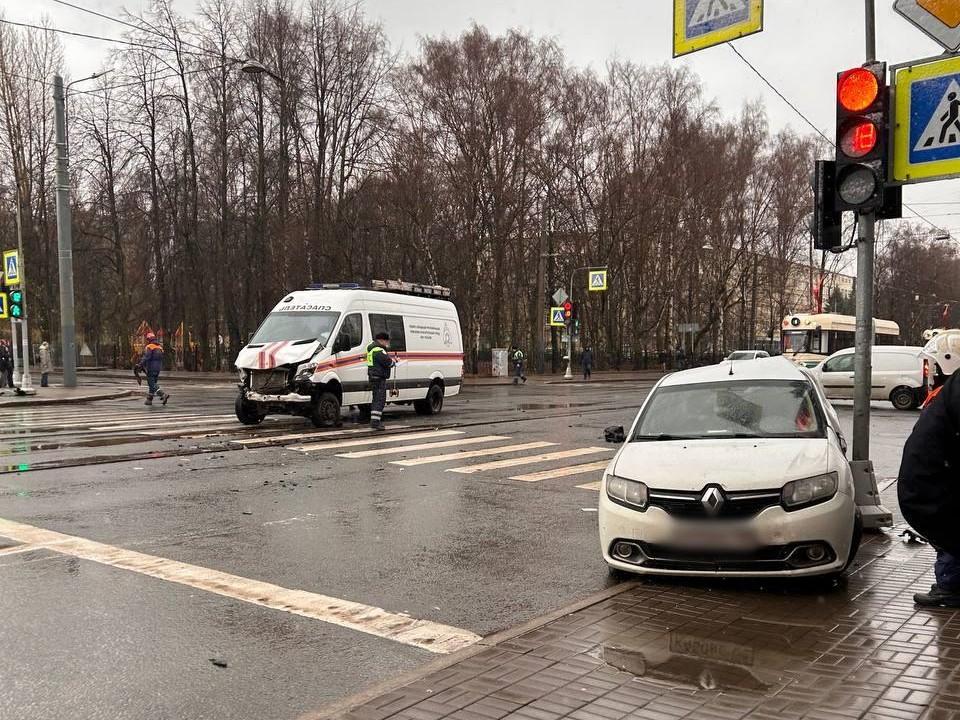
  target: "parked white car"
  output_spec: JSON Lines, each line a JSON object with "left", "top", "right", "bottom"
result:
{"left": 599, "top": 356, "right": 859, "bottom": 578}
{"left": 812, "top": 345, "right": 927, "bottom": 411}
{"left": 725, "top": 350, "right": 770, "bottom": 361}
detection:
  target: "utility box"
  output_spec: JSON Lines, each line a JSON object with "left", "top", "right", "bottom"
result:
{"left": 491, "top": 348, "right": 509, "bottom": 377}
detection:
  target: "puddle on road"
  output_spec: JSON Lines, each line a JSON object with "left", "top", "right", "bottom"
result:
{"left": 592, "top": 616, "right": 812, "bottom": 695}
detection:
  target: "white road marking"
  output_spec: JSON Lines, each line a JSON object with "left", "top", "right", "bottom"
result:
{"left": 508, "top": 460, "right": 610, "bottom": 483}
{"left": 0, "top": 516, "right": 481, "bottom": 654}
{"left": 139, "top": 425, "right": 252, "bottom": 437}
{"left": 448, "top": 447, "right": 611, "bottom": 475}
{"left": 0, "top": 543, "right": 38, "bottom": 556}
{"left": 577, "top": 481, "right": 601, "bottom": 492}
{"left": 391, "top": 441, "right": 556, "bottom": 467}
{"left": 229, "top": 426, "right": 408, "bottom": 447}
{"left": 89, "top": 416, "right": 238, "bottom": 431}
{"left": 336, "top": 435, "right": 510, "bottom": 459}
{"left": 291, "top": 429, "right": 464, "bottom": 453}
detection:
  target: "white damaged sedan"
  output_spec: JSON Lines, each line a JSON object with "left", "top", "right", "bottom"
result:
{"left": 599, "top": 356, "right": 860, "bottom": 578}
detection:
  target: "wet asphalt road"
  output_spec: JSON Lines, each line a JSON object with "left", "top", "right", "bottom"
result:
{"left": 0, "top": 377, "right": 919, "bottom": 720}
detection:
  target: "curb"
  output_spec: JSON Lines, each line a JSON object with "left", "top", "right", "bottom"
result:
{"left": 299, "top": 581, "right": 639, "bottom": 720}
{"left": 0, "top": 389, "right": 136, "bottom": 407}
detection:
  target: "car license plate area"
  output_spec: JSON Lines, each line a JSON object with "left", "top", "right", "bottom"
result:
{"left": 669, "top": 522, "right": 758, "bottom": 552}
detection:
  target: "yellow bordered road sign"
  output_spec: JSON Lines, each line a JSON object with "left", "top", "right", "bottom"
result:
{"left": 2, "top": 250, "right": 19, "bottom": 286}
{"left": 673, "top": 0, "right": 763, "bottom": 58}
{"left": 549, "top": 307, "right": 566, "bottom": 327}
{"left": 893, "top": 55, "right": 960, "bottom": 184}
{"left": 588, "top": 270, "right": 608, "bottom": 292}
{"left": 0, "top": 293, "right": 7, "bottom": 320}
{"left": 894, "top": 0, "right": 960, "bottom": 52}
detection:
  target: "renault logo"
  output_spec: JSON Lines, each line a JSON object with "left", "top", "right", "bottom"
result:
{"left": 701, "top": 487, "right": 724, "bottom": 515}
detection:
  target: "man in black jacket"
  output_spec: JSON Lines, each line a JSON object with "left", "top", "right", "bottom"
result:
{"left": 366, "top": 332, "right": 395, "bottom": 431}
{"left": 899, "top": 330, "right": 960, "bottom": 607}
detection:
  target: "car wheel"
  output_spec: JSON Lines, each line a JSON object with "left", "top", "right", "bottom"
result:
{"left": 235, "top": 394, "right": 265, "bottom": 425}
{"left": 414, "top": 383, "right": 444, "bottom": 415}
{"left": 890, "top": 386, "right": 918, "bottom": 411}
{"left": 311, "top": 392, "right": 341, "bottom": 428}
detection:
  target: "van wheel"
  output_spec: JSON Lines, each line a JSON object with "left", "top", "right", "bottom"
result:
{"left": 235, "top": 394, "right": 266, "bottom": 425}
{"left": 311, "top": 392, "right": 341, "bottom": 427}
{"left": 414, "top": 384, "right": 444, "bottom": 415}
{"left": 891, "top": 386, "right": 918, "bottom": 411}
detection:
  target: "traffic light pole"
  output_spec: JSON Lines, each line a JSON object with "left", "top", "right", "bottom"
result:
{"left": 849, "top": 0, "right": 892, "bottom": 529}
{"left": 54, "top": 75, "right": 78, "bottom": 388}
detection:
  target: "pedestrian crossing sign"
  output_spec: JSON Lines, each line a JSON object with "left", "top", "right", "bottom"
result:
{"left": 549, "top": 307, "right": 566, "bottom": 326}
{"left": 673, "top": 0, "right": 763, "bottom": 58}
{"left": 0, "top": 292, "right": 7, "bottom": 320}
{"left": 894, "top": 55, "right": 960, "bottom": 183}
{"left": 3, "top": 250, "right": 19, "bottom": 286}
{"left": 588, "top": 270, "right": 607, "bottom": 292}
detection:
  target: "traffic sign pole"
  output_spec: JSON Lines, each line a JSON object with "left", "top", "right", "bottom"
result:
{"left": 55, "top": 75, "right": 78, "bottom": 388}
{"left": 851, "top": 0, "right": 892, "bottom": 529}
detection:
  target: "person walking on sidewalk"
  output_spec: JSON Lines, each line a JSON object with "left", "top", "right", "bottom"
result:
{"left": 0, "top": 339, "right": 11, "bottom": 388}
{"left": 137, "top": 332, "right": 169, "bottom": 406}
{"left": 510, "top": 345, "right": 527, "bottom": 385}
{"left": 366, "top": 332, "right": 394, "bottom": 430}
{"left": 899, "top": 330, "right": 960, "bottom": 607}
{"left": 581, "top": 347, "right": 593, "bottom": 381}
{"left": 38, "top": 341, "right": 52, "bottom": 387}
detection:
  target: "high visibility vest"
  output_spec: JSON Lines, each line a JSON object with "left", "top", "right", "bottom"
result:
{"left": 366, "top": 342, "right": 384, "bottom": 367}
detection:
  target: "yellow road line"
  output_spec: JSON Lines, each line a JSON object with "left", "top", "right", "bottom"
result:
{"left": 508, "top": 460, "right": 610, "bottom": 483}
{"left": 337, "top": 435, "right": 510, "bottom": 459}
{"left": 448, "top": 447, "right": 611, "bottom": 475}
{"left": 391, "top": 441, "right": 555, "bottom": 467}
{"left": 0, "top": 517, "right": 480, "bottom": 654}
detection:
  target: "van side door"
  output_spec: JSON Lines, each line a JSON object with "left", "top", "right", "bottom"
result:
{"left": 369, "top": 313, "right": 407, "bottom": 397}
{"left": 818, "top": 353, "right": 855, "bottom": 399}
{"left": 333, "top": 312, "right": 367, "bottom": 405}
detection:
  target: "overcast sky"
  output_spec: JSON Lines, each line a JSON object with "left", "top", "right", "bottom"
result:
{"left": 3, "top": 0, "right": 959, "bottom": 235}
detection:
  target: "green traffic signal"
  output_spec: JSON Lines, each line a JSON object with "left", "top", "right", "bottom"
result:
{"left": 9, "top": 289, "right": 23, "bottom": 318}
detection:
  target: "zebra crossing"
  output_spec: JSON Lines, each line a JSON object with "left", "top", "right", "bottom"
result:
{"left": 287, "top": 428, "right": 613, "bottom": 487}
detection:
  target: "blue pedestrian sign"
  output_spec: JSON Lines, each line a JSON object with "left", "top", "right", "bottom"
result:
{"left": 894, "top": 55, "right": 960, "bottom": 184}
{"left": 2, "top": 250, "right": 19, "bottom": 286}
{"left": 0, "top": 292, "right": 7, "bottom": 320}
{"left": 673, "top": 0, "right": 763, "bottom": 58}
{"left": 549, "top": 307, "right": 566, "bottom": 327}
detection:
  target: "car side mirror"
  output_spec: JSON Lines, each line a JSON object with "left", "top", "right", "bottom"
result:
{"left": 333, "top": 333, "right": 351, "bottom": 353}
{"left": 604, "top": 425, "right": 626, "bottom": 444}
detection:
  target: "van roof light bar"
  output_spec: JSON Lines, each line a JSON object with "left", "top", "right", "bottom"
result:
{"left": 371, "top": 279, "right": 451, "bottom": 298}
{"left": 306, "top": 282, "right": 362, "bottom": 290}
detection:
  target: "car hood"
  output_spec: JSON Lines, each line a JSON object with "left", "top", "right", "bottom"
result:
{"left": 235, "top": 341, "right": 321, "bottom": 370}
{"left": 612, "top": 438, "right": 831, "bottom": 492}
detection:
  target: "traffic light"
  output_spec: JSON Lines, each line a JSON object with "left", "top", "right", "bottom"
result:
{"left": 9, "top": 288, "right": 23, "bottom": 319}
{"left": 834, "top": 62, "right": 888, "bottom": 212}
{"left": 812, "top": 160, "right": 842, "bottom": 252}
{"left": 563, "top": 300, "right": 573, "bottom": 321}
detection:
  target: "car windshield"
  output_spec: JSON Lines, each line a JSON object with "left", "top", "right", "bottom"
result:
{"left": 250, "top": 311, "right": 340, "bottom": 345}
{"left": 632, "top": 379, "right": 826, "bottom": 440}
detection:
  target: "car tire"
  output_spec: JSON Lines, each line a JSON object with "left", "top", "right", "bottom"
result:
{"left": 414, "top": 383, "right": 444, "bottom": 415}
{"left": 890, "top": 386, "right": 918, "bottom": 411}
{"left": 311, "top": 392, "right": 341, "bottom": 428}
{"left": 235, "top": 394, "right": 265, "bottom": 425}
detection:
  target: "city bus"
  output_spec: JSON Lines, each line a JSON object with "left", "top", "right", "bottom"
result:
{"left": 781, "top": 313, "right": 901, "bottom": 367}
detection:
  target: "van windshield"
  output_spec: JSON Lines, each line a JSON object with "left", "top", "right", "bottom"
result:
{"left": 251, "top": 311, "right": 340, "bottom": 345}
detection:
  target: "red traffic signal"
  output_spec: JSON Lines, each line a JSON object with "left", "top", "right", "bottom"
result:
{"left": 834, "top": 62, "right": 888, "bottom": 212}
{"left": 562, "top": 301, "right": 572, "bottom": 311}
{"left": 837, "top": 67, "right": 879, "bottom": 112}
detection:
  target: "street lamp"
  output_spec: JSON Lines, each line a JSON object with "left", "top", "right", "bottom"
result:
{"left": 241, "top": 59, "right": 283, "bottom": 84}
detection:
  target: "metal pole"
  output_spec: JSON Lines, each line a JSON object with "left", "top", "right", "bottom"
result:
{"left": 564, "top": 269, "right": 575, "bottom": 379}
{"left": 865, "top": 0, "right": 877, "bottom": 63}
{"left": 536, "top": 252, "right": 546, "bottom": 375}
{"left": 54, "top": 75, "right": 77, "bottom": 388}
{"left": 13, "top": 192, "right": 32, "bottom": 393}
{"left": 852, "top": 212, "right": 874, "bottom": 463}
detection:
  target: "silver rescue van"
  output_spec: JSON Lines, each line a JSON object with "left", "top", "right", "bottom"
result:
{"left": 234, "top": 281, "right": 463, "bottom": 425}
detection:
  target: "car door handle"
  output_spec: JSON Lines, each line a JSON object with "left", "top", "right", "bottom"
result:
{"left": 848, "top": 375, "right": 855, "bottom": 378}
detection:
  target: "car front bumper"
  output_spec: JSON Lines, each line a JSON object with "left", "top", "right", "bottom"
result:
{"left": 599, "top": 489, "right": 856, "bottom": 577}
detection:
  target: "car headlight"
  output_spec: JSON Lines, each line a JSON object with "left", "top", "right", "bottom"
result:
{"left": 781, "top": 472, "right": 838, "bottom": 510}
{"left": 605, "top": 474, "right": 648, "bottom": 510}
{"left": 295, "top": 362, "right": 317, "bottom": 379}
